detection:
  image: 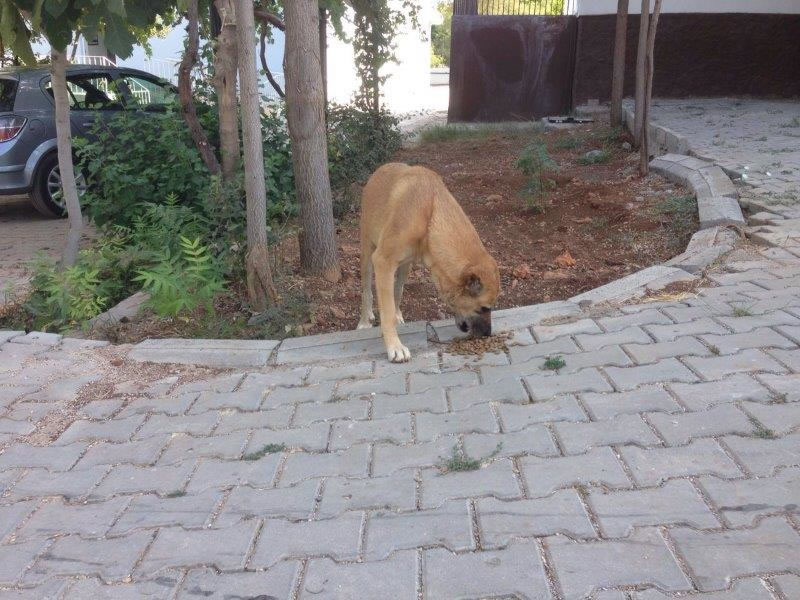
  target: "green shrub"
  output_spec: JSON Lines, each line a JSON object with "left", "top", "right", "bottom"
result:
{"left": 516, "top": 139, "right": 556, "bottom": 212}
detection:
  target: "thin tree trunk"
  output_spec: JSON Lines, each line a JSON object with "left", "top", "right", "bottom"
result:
{"left": 69, "top": 32, "right": 79, "bottom": 62}
{"left": 640, "top": 0, "right": 662, "bottom": 176}
{"left": 260, "top": 29, "right": 285, "bottom": 98}
{"left": 284, "top": 0, "right": 341, "bottom": 282}
{"left": 179, "top": 0, "right": 221, "bottom": 175}
{"left": 610, "top": 0, "right": 628, "bottom": 128}
{"left": 51, "top": 48, "right": 82, "bottom": 268}
{"left": 235, "top": 0, "right": 278, "bottom": 309}
{"left": 213, "top": 0, "right": 240, "bottom": 180}
{"left": 633, "top": 0, "right": 649, "bottom": 147}
{"left": 319, "top": 6, "right": 328, "bottom": 111}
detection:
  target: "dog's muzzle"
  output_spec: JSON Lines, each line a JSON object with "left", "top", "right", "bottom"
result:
{"left": 456, "top": 310, "right": 492, "bottom": 338}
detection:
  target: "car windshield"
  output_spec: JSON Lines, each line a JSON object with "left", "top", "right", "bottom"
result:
{"left": 0, "top": 78, "right": 17, "bottom": 111}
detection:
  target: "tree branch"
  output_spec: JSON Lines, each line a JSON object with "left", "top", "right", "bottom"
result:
{"left": 260, "top": 28, "right": 284, "bottom": 98}
{"left": 254, "top": 7, "right": 285, "bottom": 31}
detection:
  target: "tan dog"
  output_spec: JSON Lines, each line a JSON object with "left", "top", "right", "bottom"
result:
{"left": 358, "top": 163, "right": 501, "bottom": 362}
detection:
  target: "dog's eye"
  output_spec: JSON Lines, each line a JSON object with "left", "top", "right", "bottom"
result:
{"left": 479, "top": 306, "right": 491, "bottom": 314}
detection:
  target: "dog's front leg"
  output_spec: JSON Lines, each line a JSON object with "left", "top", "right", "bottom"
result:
{"left": 373, "top": 254, "right": 411, "bottom": 363}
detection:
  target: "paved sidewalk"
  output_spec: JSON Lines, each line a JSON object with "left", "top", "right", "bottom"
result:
{"left": 1, "top": 239, "right": 800, "bottom": 598}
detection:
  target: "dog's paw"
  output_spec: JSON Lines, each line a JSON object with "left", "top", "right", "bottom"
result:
{"left": 356, "top": 312, "right": 375, "bottom": 329}
{"left": 356, "top": 320, "right": 374, "bottom": 330}
{"left": 395, "top": 310, "right": 405, "bottom": 324}
{"left": 386, "top": 342, "right": 411, "bottom": 363}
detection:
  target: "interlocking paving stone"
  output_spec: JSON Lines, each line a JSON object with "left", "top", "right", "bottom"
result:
{"left": 10, "top": 465, "right": 108, "bottom": 500}
{"left": 498, "top": 396, "right": 588, "bottom": 431}
{"left": 16, "top": 497, "right": 129, "bottom": 540}
{"left": 670, "top": 517, "right": 800, "bottom": 591}
{"left": 65, "top": 575, "right": 181, "bottom": 599}
{"left": 158, "top": 431, "right": 249, "bottom": 464}
{"left": 668, "top": 374, "right": 771, "bottom": 410}
{"left": 605, "top": 358, "right": 699, "bottom": 391}
{"left": 683, "top": 349, "right": 788, "bottom": 379}
{"left": 187, "top": 456, "right": 281, "bottom": 492}
{"left": 92, "top": 462, "right": 195, "bottom": 498}
{"left": 251, "top": 512, "right": 362, "bottom": 567}
{"left": 633, "top": 578, "right": 774, "bottom": 599}
{"left": 213, "top": 405, "right": 294, "bottom": 433}
{"left": 506, "top": 335, "right": 581, "bottom": 365}
{"left": 0, "top": 442, "right": 87, "bottom": 472}
{"left": 715, "top": 310, "right": 800, "bottom": 333}
{"left": 449, "top": 379, "right": 528, "bottom": 411}
{"left": 306, "top": 361, "right": 373, "bottom": 383}
{"left": 26, "top": 532, "right": 152, "bottom": 584}
{"left": 554, "top": 413, "right": 661, "bottom": 455}
{"left": 767, "top": 347, "right": 800, "bottom": 372}
{"left": 773, "top": 574, "right": 800, "bottom": 600}
{"left": 365, "top": 500, "right": 473, "bottom": 559}
{"left": 172, "top": 373, "right": 244, "bottom": 395}
{"left": 8, "top": 580, "right": 71, "bottom": 599}
{"left": 533, "top": 318, "right": 602, "bottom": 342}
{"left": 463, "top": 426, "right": 559, "bottom": 459}
{"left": 373, "top": 388, "right": 448, "bottom": 416}
{"left": 0, "top": 418, "right": 35, "bottom": 436}
{"left": 372, "top": 437, "right": 456, "bottom": 476}
{"left": 620, "top": 439, "right": 742, "bottom": 485}
{"left": 756, "top": 373, "right": 800, "bottom": 401}
{"left": 279, "top": 446, "right": 370, "bottom": 486}
{"left": 0, "top": 539, "right": 49, "bottom": 585}
{"left": 330, "top": 413, "right": 412, "bottom": 450}
{"left": 700, "top": 327, "right": 797, "bottom": 354}
{"left": 246, "top": 425, "right": 329, "bottom": 457}
{"left": 575, "top": 327, "right": 653, "bottom": 351}
{"left": 215, "top": 480, "right": 319, "bottom": 526}
{"left": 525, "top": 368, "right": 614, "bottom": 399}
{"left": 547, "top": 528, "right": 691, "bottom": 600}
{"left": 77, "top": 399, "right": 123, "bottom": 420}
{"left": 117, "top": 393, "right": 198, "bottom": 417}
{"left": 303, "top": 551, "right": 416, "bottom": 598}
{"left": 441, "top": 350, "right": 509, "bottom": 371}
{"left": 424, "top": 540, "right": 551, "bottom": 598}
{"left": 262, "top": 382, "right": 335, "bottom": 408}
{"left": 110, "top": 489, "right": 222, "bottom": 534}
{"left": 580, "top": 387, "right": 682, "bottom": 420}
{"left": 588, "top": 479, "right": 719, "bottom": 537}
{"left": 476, "top": 490, "right": 595, "bottom": 547}
{"left": 647, "top": 404, "right": 754, "bottom": 445}
{"left": 187, "top": 390, "right": 263, "bottom": 414}
{"left": 742, "top": 401, "right": 800, "bottom": 436}
{"left": 134, "top": 412, "right": 219, "bottom": 439}
{"left": 137, "top": 521, "right": 259, "bottom": 576}
{"left": 318, "top": 472, "right": 416, "bottom": 517}
{"left": 701, "top": 467, "right": 800, "bottom": 527}
{"left": 71, "top": 436, "right": 170, "bottom": 469}
{"left": 421, "top": 459, "right": 521, "bottom": 508}
{"left": 623, "top": 337, "right": 712, "bottom": 364}
{"left": 338, "top": 372, "right": 407, "bottom": 397}
{"left": 177, "top": 564, "right": 299, "bottom": 600}
{"left": 239, "top": 368, "right": 309, "bottom": 390}
{"left": 520, "top": 447, "right": 631, "bottom": 498}
{"left": 409, "top": 370, "right": 479, "bottom": 393}
{"left": 0, "top": 501, "right": 37, "bottom": 541}
{"left": 416, "top": 404, "right": 498, "bottom": 441}
{"left": 645, "top": 318, "right": 728, "bottom": 342}
{"left": 293, "top": 398, "right": 369, "bottom": 425}
{"left": 722, "top": 432, "right": 800, "bottom": 475}
{"left": 596, "top": 309, "right": 673, "bottom": 332}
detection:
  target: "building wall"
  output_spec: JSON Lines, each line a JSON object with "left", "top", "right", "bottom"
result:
{"left": 576, "top": 0, "right": 800, "bottom": 15}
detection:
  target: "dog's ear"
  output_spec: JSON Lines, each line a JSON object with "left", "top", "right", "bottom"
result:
{"left": 461, "top": 268, "right": 483, "bottom": 297}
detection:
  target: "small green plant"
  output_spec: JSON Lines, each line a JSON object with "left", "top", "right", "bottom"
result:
{"left": 134, "top": 236, "right": 224, "bottom": 317}
{"left": 165, "top": 490, "right": 186, "bottom": 498}
{"left": 653, "top": 194, "right": 698, "bottom": 251}
{"left": 709, "top": 345, "right": 721, "bottom": 356}
{"left": 731, "top": 305, "right": 754, "bottom": 317}
{"left": 542, "top": 355, "right": 566, "bottom": 371}
{"left": 516, "top": 139, "right": 556, "bottom": 212}
{"left": 577, "top": 148, "right": 612, "bottom": 165}
{"left": 589, "top": 126, "right": 623, "bottom": 146}
{"left": 242, "top": 443, "right": 286, "bottom": 461}
{"left": 328, "top": 394, "right": 348, "bottom": 403}
{"left": 554, "top": 134, "right": 585, "bottom": 150}
{"left": 748, "top": 416, "right": 776, "bottom": 439}
{"left": 771, "top": 392, "right": 788, "bottom": 404}
{"left": 444, "top": 447, "right": 481, "bottom": 472}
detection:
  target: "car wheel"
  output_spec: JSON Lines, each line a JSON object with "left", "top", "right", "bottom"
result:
{"left": 30, "top": 153, "right": 87, "bottom": 218}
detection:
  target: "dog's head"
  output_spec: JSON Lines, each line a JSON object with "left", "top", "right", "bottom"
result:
{"left": 450, "top": 260, "right": 500, "bottom": 338}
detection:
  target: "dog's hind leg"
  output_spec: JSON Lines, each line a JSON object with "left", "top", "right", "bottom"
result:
{"left": 357, "top": 236, "right": 376, "bottom": 329}
{"left": 393, "top": 263, "right": 409, "bottom": 324}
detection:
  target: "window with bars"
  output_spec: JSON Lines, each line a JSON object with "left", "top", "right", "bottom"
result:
{"left": 453, "top": 0, "right": 576, "bottom": 16}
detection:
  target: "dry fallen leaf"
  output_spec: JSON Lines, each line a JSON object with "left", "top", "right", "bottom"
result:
{"left": 554, "top": 250, "right": 577, "bottom": 268}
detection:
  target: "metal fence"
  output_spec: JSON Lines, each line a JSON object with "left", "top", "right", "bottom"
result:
{"left": 453, "top": 0, "right": 576, "bottom": 16}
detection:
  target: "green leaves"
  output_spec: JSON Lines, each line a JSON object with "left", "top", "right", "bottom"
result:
{"left": 0, "top": 2, "right": 37, "bottom": 65}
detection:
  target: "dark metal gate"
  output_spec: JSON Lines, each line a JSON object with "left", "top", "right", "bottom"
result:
{"left": 448, "top": 1, "right": 577, "bottom": 122}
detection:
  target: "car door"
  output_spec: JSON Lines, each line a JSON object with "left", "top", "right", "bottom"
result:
{"left": 44, "top": 71, "right": 126, "bottom": 140}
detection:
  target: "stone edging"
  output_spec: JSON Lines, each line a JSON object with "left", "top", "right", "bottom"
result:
{"left": 118, "top": 117, "right": 750, "bottom": 368}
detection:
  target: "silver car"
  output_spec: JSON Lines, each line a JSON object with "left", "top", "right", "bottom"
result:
{"left": 0, "top": 65, "right": 177, "bottom": 217}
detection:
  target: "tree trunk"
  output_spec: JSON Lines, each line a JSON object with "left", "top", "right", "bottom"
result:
{"left": 213, "top": 0, "right": 240, "bottom": 180}
{"left": 260, "top": 29, "right": 285, "bottom": 98}
{"left": 319, "top": 6, "right": 328, "bottom": 111}
{"left": 633, "top": 0, "right": 649, "bottom": 147}
{"left": 284, "top": 0, "right": 341, "bottom": 282}
{"left": 235, "top": 0, "right": 278, "bottom": 309}
{"left": 179, "top": 0, "right": 221, "bottom": 175}
{"left": 51, "top": 48, "right": 82, "bottom": 269}
{"left": 610, "top": 0, "right": 628, "bottom": 128}
{"left": 639, "top": 0, "right": 662, "bottom": 176}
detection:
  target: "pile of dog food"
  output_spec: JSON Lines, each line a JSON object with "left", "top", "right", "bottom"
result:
{"left": 445, "top": 331, "right": 512, "bottom": 357}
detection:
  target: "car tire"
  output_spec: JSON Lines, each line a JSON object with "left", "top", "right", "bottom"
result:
{"left": 29, "top": 153, "right": 87, "bottom": 219}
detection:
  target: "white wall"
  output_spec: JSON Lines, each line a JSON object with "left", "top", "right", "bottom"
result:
{"left": 576, "top": 0, "right": 800, "bottom": 15}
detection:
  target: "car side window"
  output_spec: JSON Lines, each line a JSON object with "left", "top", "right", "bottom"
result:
{"left": 45, "top": 74, "right": 123, "bottom": 111}
{"left": 119, "top": 74, "right": 176, "bottom": 111}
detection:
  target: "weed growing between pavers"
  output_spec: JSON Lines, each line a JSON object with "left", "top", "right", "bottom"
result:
{"left": 748, "top": 416, "right": 776, "bottom": 439}
{"left": 242, "top": 444, "right": 286, "bottom": 461}
{"left": 542, "top": 356, "right": 566, "bottom": 372}
{"left": 328, "top": 394, "right": 348, "bottom": 403}
{"left": 732, "top": 305, "right": 754, "bottom": 317}
{"left": 442, "top": 444, "right": 502, "bottom": 473}
{"left": 165, "top": 490, "right": 187, "bottom": 498}
{"left": 709, "top": 345, "right": 721, "bottom": 356}
{"left": 772, "top": 393, "right": 788, "bottom": 404}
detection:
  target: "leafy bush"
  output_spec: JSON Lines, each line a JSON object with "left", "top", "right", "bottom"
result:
{"left": 516, "top": 139, "right": 556, "bottom": 212}
{"left": 134, "top": 236, "right": 224, "bottom": 317}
